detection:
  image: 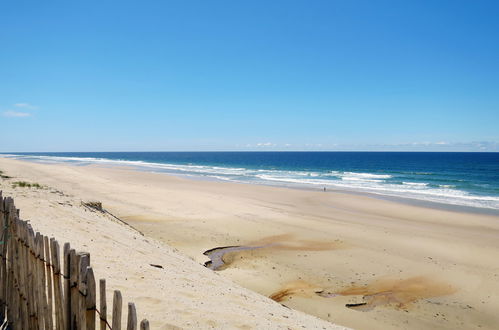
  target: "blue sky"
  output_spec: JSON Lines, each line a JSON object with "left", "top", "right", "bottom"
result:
{"left": 1, "top": 0, "right": 498, "bottom": 151}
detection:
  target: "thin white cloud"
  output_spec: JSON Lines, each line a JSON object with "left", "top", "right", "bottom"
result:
{"left": 256, "top": 142, "right": 276, "bottom": 147}
{"left": 243, "top": 141, "right": 499, "bottom": 151}
{"left": 14, "top": 103, "right": 37, "bottom": 110}
{"left": 332, "top": 141, "right": 499, "bottom": 151}
{"left": 3, "top": 110, "right": 31, "bottom": 118}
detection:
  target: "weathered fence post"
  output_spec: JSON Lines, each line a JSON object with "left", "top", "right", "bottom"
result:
{"left": 4, "top": 197, "right": 11, "bottom": 327}
{"left": 99, "top": 279, "right": 107, "bottom": 330}
{"left": 77, "top": 252, "right": 90, "bottom": 329}
{"left": 14, "top": 218, "right": 22, "bottom": 328}
{"left": 85, "top": 267, "right": 96, "bottom": 330}
{"left": 69, "top": 249, "right": 77, "bottom": 329}
{"left": 140, "top": 319, "right": 150, "bottom": 330}
{"left": 20, "top": 221, "right": 29, "bottom": 329}
{"left": 44, "top": 236, "right": 54, "bottom": 330}
{"left": 38, "top": 233, "right": 50, "bottom": 330}
{"left": 0, "top": 192, "right": 6, "bottom": 324}
{"left": 5, "top": 198, "right": 16, "bottom": 329}
{"left": 51, "top": 239, "right": 65, "bottom": 330}
{"left": 35, "top": 232, "right": 46, "bottom": 330}
{"left": 112, "top": 290, "right": 123, "bottom": 330}
{"left": 63, "top": 242, "right": 71, "bottom": 330}
{"left": 5, "top": 199, "right": 18, "bottom": 329}
{"left": 127, "top": 302, "right": 137, "bottom": 330}
{"left": 27, "top": 226, "right": 37, "bottom": 329}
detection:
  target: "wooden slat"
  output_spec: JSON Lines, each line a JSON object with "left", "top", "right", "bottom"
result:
{"left": 29, "top": 228, "right": 39, "bottom": 329}
{"left": 16, "top": 217, "right": 22, "bottom": 328}
{"left": 69, "top": 249, "right": 77, "bottom": 329}
{"left": 27, "top": 226, "right": 37, "bottom": 330}
{"left": 7, "top": 200, "right": 15, "bottom": 329}
{"left": 44, "top": 236, "right": 54, "bottom": 330}
{"left": 139, "top": 319, "right": 150, "bottom": 330}
{"left": 99, "top": 279, "right": 107, "bottom": 330}
{"left": 0, "top": 193, "right": 5, "bottom": 324}
{"left": 0, "top": 194, "right": 5, "bottom": 324}
{"left": 63, "top": 242, "right": 71, "bottom": 330}
{"left": 5, "top": 199, "right": 16, "bottom": 329}
{"left": 34, "top": 233, "right": 41, "bottom": 330}
{"left": 22, "top": 221, "right": 33, "bottom": 329}
{"left": 5, "top": 199, "right": 15, "bottom": 329}
{"left": 15, "top": 219, "right": 23, "bottom": 328}
{"left": 19, "top": 220, "right": 26, "bottom": 329}
{"left": 20, "top": 221, "right": 29, "bottom": 329}
{"left": 51, "top": 239, "right": 65, "bottom": 330}
{"left": 127, "top": 302, "right": 137, "bottom": 330}
{"left": 112, "top": 290, "right": 123, "bottom": 330}
{"left": 38, "top": 234, "right": 49, "bottom": 330}
{"left": 13, "top": 216, "right": 21, "bottom": 328}
{"left": 4, "top": 199, "right": 12, "bottom": 328}
{"left": 78, "top": 253, "right": 90, "bottom": 330}
{"left": 35, "top": 232, "right": 46, "bottom": 330}
{"left": 85, "top": 267, "right": 96, "bottom": 330}
{"left": 4, "top": 198, "right": 11, "bottom": 327}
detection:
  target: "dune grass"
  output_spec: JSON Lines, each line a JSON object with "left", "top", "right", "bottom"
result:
{"left": 11, "top": 181, "right": 43, "bottom": 189}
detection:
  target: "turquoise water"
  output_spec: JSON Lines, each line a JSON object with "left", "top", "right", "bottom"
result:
{"left": 2, "top": 152, "right": 499, "bottom": 210}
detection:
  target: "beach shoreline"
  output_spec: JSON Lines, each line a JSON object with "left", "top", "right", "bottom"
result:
{"left": 128, "top": 165, "right": 499, "bottom": 217}
{"left": 1, "top": 157, "right": 499, "bottom": 329}
{"left": 2, "top": 152, "right": 498, "bottom": 212}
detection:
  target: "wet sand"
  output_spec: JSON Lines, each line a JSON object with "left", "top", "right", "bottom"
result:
{"left": 1, "top": 157, "right": 499, "bottom": 329}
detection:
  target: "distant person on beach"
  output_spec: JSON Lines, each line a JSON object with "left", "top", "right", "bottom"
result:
{"left": 324, "top": 187, "right": 326, "bottom": 192}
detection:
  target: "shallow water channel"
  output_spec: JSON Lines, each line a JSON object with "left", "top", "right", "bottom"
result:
{"left": 203, "top": 245, "right": 268, "bottom": 270}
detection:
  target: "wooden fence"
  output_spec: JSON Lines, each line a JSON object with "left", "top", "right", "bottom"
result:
{"left": 0, "top": 192, "right": 150, "bottom": 329}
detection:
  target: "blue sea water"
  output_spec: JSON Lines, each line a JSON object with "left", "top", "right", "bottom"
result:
{"left": 2, "top": 152, "right": 499, "bottom": 210}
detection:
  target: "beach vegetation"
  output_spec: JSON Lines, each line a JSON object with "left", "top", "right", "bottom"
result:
{"left": 11, "top": 181, "right": 43, "bottom": 189}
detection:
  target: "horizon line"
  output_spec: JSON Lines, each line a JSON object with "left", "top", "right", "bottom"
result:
{"left": 1, "top": 150, "right": 498, "bottom": 153}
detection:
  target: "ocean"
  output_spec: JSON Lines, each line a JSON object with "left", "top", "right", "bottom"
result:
{"left": 2, "top": 152, "right": 499, "bottom": 211}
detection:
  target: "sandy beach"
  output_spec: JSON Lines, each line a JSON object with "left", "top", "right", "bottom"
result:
{"left": 1, "top": 157, "right": 499, "bottom": 329}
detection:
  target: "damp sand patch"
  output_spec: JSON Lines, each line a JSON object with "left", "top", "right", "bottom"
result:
{"left": 203, "top": 234, "right": 344, "bottom": 271}
{"left": 268, "top": 276, "right": 456, "bottom": 312}
{"left": 269, "top": 280, "right": 323, "bottom": 302}
{"left": 317, "top": 276, "right": 457, "bottom": 311}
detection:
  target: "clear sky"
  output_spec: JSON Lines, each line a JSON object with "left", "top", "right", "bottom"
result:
{"left": 1, "top": 0, "right": 498, "bottom": 152}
